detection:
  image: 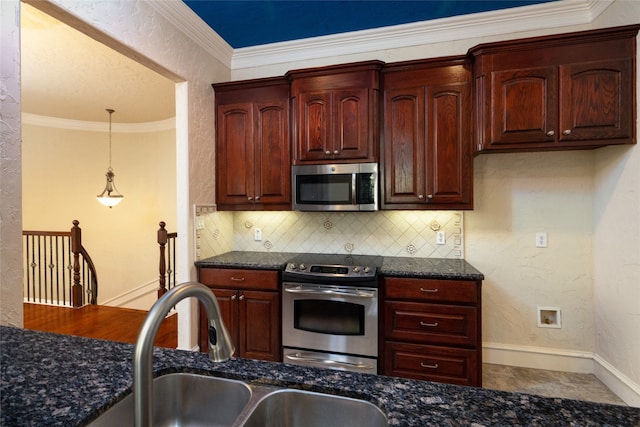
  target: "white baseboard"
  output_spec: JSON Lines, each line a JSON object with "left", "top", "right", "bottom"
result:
{"left": 484, "top": 342, "right": 640, "bottom": 407}
{"left": 483, "top": 341, "right": 594, "bottom": 373}
{"left": 593, "top": 354, "right": 640, "bottom": 408}
{"left": 101, "top": 280, "right": 158, "bottom": 310}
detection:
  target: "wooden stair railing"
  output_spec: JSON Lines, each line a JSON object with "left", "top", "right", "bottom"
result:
{"left": 157, "top": 221, "right": 177, "bottom": 298}
{"left": 22, "top": 220, "right": 98, "bottom": 307}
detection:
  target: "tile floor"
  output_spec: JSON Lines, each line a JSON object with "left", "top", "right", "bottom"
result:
{"left": 482, "top": 364, "right": 626, "bottom": 406}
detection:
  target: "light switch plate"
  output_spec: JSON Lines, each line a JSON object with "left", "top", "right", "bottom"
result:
{"left": 436, "top": 231, "right": 446, "bottom": 245}
{"left": 536, "top": 232, "right": 548, "bottom": 248}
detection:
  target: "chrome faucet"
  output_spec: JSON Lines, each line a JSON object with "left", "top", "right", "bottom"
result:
{"left": 133, "top": 282, "right": 234, "bottom": 427}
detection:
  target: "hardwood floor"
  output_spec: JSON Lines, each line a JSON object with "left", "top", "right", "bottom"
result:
{"left": 23, "top": 303, "right": 177, "bottom": 348}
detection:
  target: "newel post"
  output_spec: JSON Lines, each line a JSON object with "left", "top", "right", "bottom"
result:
{"left": 158, "top": 221, "right": 168, "bottom": 299}
{"left": 70, "top": 220, "right": 83, "bottom": 307}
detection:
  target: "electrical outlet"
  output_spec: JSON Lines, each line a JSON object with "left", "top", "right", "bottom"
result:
{"left": 254, "top": 228, "right": 262, "bottom": 241}
{"left": 436, "top": 231, "right": 446, "bottom": 245}
{"left": 196, "top": 216, "right": 205, "bottom": 230}
{"left": 536, "top": 232, "right": 548, "bottom": 248}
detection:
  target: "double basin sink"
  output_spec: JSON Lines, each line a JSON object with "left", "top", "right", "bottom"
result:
{"left": 89, "top": 372, "right": 388, "bottom": 426}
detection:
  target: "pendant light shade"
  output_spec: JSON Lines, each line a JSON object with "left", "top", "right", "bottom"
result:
{"left": 97, "top": 109, "right": 124, "bottom": 207}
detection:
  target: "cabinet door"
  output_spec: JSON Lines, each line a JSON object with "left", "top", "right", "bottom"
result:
{"left": 296, "top": 91, "right": 331, "bottom": 162}
{"left": 254, "top": 100, "right": 290, "bottom": 205}
{"left": 490, "top": 66, "right": 558, "bottom": 145}
{"left": 333, "top": 88, "right": 371, "bottom": 160}
{"left": 199, "top": 288, "right": 238, "bottom": 354}
{"left": 559, "top": 58, "right": 633, "bottom": 142}
{"left": 382, "top": 87, "right": 427, "bottom": 205}
{"left": 426, "top": 82, "right": 471, "bottom": 205}
{"left": 238, "top": 290, "right": 280, "bottom": 361}
{"left": 216, "top": 103, "right": 255, "bottom": 205}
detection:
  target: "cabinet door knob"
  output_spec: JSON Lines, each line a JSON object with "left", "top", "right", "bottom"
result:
{"left": 546, "top": 130, "right": 555, "bottom": 136}
{"left": 562, "top": 129, "right": 572, "bottom": 135}
{"left": 333, "top": 150, "right": 339, "bottom": 155}
{"left": 427, "top": 194, "right": 433, "bottom": 199}
{"left": 418, "top": 195, "right": 424, "bottom": 199}
{"left": 247, "top": 197, "right": 253, "bottom": 201}
{"left": 325, "top": 151, "right": 331, "bottom": 155}
{"left": 239, "top": 294, "right": 245, "bottom": 300}
{"left": 255, "top": 196, "right": 260, "bottom": 201}
{"left": 230, "top": 294, "right": 237, "bottom": 300}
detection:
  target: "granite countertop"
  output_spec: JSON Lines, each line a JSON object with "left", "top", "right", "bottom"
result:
{"left": 2, "top": 326, "right": 637, "bottom": 426}
{"left": 195, "top": 251, "right": 485, "bottom": 281}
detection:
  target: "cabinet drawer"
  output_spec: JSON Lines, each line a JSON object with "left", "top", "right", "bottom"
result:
{"left": 198, "top": 268, "right": 279, "bottom": 291}
{"left": 384, "top": 301, "right": 477, "bottom": 346}
{"left": 384, "top": 277, "right": 477, "bottom": 303}
{"left": 383, "top": 341, "right": 479, "bottom": 386}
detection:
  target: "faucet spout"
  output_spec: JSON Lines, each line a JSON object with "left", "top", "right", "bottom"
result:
{"left": 133, "top": 282, "right": 234, "bottom": 427}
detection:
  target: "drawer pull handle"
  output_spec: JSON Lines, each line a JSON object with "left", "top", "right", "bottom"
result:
{"left": 421, "top": 362, "right": 439, "bottom": 369}
{"left": 231, "top": 277, "right": 245, "bottom": 282}
{"left": 420, "top": 321, "right": 439, "bottom": 327}
{"left": 420, "top": 288, "right": 438, "bottom": 293}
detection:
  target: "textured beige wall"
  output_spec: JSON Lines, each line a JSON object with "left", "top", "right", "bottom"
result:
{"left": 591, "top": 0, "right": 640, "bottom": 397}
{"left": 21, "top": 123, "right": 176, "bottom": 304}
{"left": 0, "top": 0, "right": 24, "bottom": 327}
{"left": 466, "top": 151, "right": 595, "bottom": 351}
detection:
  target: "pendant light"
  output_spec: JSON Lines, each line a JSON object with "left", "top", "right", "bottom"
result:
{"left": 96, "top": 108, "right": 124, "bottom": 207}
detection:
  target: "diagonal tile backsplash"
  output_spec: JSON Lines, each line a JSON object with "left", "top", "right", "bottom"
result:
{"left": 195, "top": 208, "right": 463, "bottom": 260}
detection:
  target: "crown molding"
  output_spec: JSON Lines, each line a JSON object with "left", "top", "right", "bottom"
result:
{"left": 231, "top": 0, "right": 613, "bottom": 69}
{"left": 146, "top": 0, "right": 233, "bottom": 65}
{"left": 155, "top": 0, "right": 612, "bottom": 71}
{"left": 22, "top": 113, "right": 175, "bottom": 133}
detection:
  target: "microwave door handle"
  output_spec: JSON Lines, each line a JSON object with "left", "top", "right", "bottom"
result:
{"left": 285, "top": 353, "right": 373, "bottom": 370}
{"left": 284, "top": 288, "right": 375, "bottom": 298}
{"left": 352, "top": 173, "right": 357, "bottom": 205}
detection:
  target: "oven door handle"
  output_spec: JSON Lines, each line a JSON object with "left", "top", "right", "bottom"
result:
{"left": 284, "top": 287, "right": 375, "bottom": 298}
{"left": 285, "top": 353, "right": 374, "bottom": 370}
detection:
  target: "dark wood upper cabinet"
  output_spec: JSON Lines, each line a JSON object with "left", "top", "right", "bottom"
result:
{"left": 213, "top": 77, "right": 291, "bottom": 210}
{"left": 287, "top": 61, "right": 383, "bottom": 164}
{"left": 381, "top": 58, "right": 473, "bottom": 210}
{"left": 471, "top": 24, "right": 639, "bottom": 153}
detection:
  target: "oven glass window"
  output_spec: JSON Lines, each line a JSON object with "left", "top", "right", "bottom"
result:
{"left": 296, "top": 174, "right": 352, "bottom": 204}
{"left": 294, "top": 300, "right": 364, "bottom": 336}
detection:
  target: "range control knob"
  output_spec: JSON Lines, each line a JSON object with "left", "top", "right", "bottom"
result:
{"left": 299, "top": 264, "right": 306, "bottom": 270}
{"left": 353, "top": 267, "right": 361, "bottom": 273}
{"left": 363, "top": 266, "right": 371, "bottom": 273}
{"left": 289, "top": 264, "right": 296, "bottom": 271}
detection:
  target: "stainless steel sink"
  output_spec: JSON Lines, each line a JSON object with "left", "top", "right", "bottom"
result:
{"left": 89, "top": 373, "right": 252, "bottom": 427}
{"left": 238, "top": 388, "right": 388, "bottom": 427}
{"left": 89, "top": 372, "right": 388, "bottom": 427}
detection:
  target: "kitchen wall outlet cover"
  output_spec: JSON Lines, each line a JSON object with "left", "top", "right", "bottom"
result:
{"left": 536, "top": 232, "right": 548, "bottom": 248}
{"left": 436, "top": 231, "right": 446, "bottom": 245}
{"left": 537, "top": 307, "right": 561, "bottom": 328}
{"left": 254, "top": 228, "right": 262, "bottom": 241}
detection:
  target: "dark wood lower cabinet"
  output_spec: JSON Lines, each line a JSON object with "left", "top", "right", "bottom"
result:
{"left": 198, "top": 267, "right": 281, "bottom": 362}
{"left": 381, "top": 277, "right": 482, "bottom": 387}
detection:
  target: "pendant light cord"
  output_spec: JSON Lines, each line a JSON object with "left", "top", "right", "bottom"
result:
{"left": 106, "top": 108, "right": 114, "bottom": 171}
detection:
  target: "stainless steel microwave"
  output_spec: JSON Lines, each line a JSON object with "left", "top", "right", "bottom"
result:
{"left": 292, "top": 163, "right": 378, "bottom": 211}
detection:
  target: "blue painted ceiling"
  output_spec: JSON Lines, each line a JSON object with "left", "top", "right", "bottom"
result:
{"left": 183, "top": 0, "right": 554, "bottom": 49}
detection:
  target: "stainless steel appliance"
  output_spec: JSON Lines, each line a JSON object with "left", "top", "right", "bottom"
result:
{"left": 282, "top": 253, "right": 381, "bottom": 374}
{"left": 292, "top": 163, "right": 378, "bottom": 211}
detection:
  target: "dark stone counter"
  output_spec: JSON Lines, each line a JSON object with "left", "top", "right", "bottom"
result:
{"left": 2, "top": 326, "right": 637, "bottom": 426}
{"left": 195, "top": 251, "right": 485, "bottom": 280}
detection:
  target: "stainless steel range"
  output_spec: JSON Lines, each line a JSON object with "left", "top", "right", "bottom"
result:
{"left": 282, "top": 253, "right": 382, "bottom": 374}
